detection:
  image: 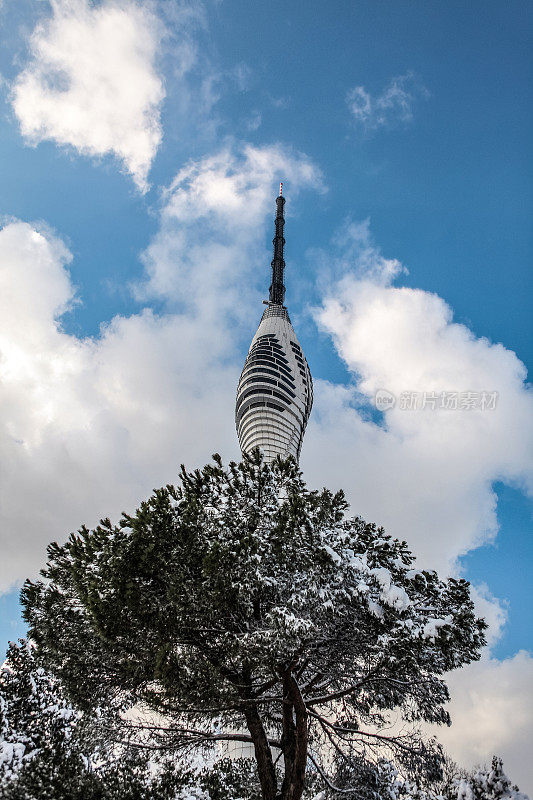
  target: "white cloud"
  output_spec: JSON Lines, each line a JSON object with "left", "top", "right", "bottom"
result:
{"left": 304, "top": 221, "right": 533, "bottom": 576}
{"left": 431, "top": 651, "right": 533, "bottom": 793}
{"left": 0, "top": 165, "right": 531, "bottom": 791}
{"left": 11, "top": 0, "right": 168, "bottom": 190}
{"left": 0, "top": 219, "right": 239, "bottom": 592}
{"left": 137, "top": 143, "right": 324, "bottom": 307}
{"left": 346, "top": 72, "right": 428, "bottom": 130}
{"left": 302, "top": 221, "right": 533, "bottom": 792}
{"left": 469, "top": 584, "right": 508, "bottom": 649}
{"left": 0, "top": 144, "right": 322, "bottom": 592}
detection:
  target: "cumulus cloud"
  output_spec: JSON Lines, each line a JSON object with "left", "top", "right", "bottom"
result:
{"left": 430, "top": 651, "right": 533, "bottom": 792}
{"left": 10, "top": 0, "right": 168, "bottom": 190}
{"left": 346, "top": 72, "right": 428, "bottom": 130}
{"left": 0, "top": 161, "right": 531, "bottom": 789}
{"left": 137, "top": 143, "right": 324, "bottom": 307}
{"left": 0, "top": 221, "right": 237, "bottom": 592}
{"left": 303, "top": 219, "right": 533, "bottom": 792}
{"left": 0, "top": 144, "right": 322, "bottom": 592}
{"left": 304, "top": 220, "right": 533, "bottom": 576}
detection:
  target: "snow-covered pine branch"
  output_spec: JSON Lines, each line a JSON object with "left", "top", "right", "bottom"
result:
{"left": 21, "top": 451, "right": 489, "bottom": 800}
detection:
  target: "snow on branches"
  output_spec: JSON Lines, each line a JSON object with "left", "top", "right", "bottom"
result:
{"left": 21, "top": 451, "right": 487, "bottom": 800}
{"left": 0, "top": 640, "right": 79, "bottom": 788}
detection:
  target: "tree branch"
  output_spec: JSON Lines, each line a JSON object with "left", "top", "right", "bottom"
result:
{"left": 306, "top": 708, "right": 421, "bottom": 754}
{"left": 306, "top": 751, "right": 358, "bottom": 795}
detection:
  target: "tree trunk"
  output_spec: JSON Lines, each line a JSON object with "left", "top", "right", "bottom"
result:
{"left": 280, "top": 670, "right": 309, "bottom": 800}
{"left": 244, "top": 706, "right": 278, "bottom": 800}
{"left": 280, "top": 672, "right": 296, "bottom": 798}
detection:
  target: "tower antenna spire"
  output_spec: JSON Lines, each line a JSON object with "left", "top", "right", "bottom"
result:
{"left": 269, "top": 183, "right": 286, "bottom": 305}
{"left": 235, "top": 180, "right": 313, "bottom": 464}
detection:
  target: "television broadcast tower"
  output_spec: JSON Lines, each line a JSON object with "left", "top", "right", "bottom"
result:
{"left": 235, "top": 185, "right": 313, "bottom": 462}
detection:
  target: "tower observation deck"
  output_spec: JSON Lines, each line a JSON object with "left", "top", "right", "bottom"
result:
{"left": 235, "top": 186, "right": 313, "bottom": 463}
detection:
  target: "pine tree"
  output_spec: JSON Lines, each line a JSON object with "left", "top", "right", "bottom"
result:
{"left": 322, "top": 755, "right": 469, "bottom": 799}
{"left": 0, "top": 640, "right": 192, "bottom": 799}
{"left": 453, "top": 757, "right": 528, "bottom": 800}
{"left": 322, "top": 754, "right": 529, "bottom": 800}
{"left": 22, "top": 452, "right": 487, "bottom": 800}
{"left": 0, "top": 639, "right": 83, "bottom": 798}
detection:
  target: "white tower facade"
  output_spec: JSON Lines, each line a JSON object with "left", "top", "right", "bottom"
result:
{"left": 236, "top": 188, "right": 313, "bottom": 462}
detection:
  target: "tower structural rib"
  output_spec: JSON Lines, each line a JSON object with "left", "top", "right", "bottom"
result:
{"left": 235, "top": 187, "right": 313, "bottom": 463}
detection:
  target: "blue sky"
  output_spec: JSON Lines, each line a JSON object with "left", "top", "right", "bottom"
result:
{"left": 0, "top": 0, "right": 531, "bottom": 787}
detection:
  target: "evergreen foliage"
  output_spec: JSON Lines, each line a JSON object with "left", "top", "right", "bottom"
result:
{"left": 320, "top": 756, "right": 529, "bottom": 800}
{"left": 452, "top": 757, "right": 528, "bottom": 800}
{"left": 0, "top": 640, "right": 268, "bottom": 799}
{"left": 21, "top": 452, "right": 488, "bottom": 800}
{"left": 0, "top": 640, "right": 190, "bottom": 799}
